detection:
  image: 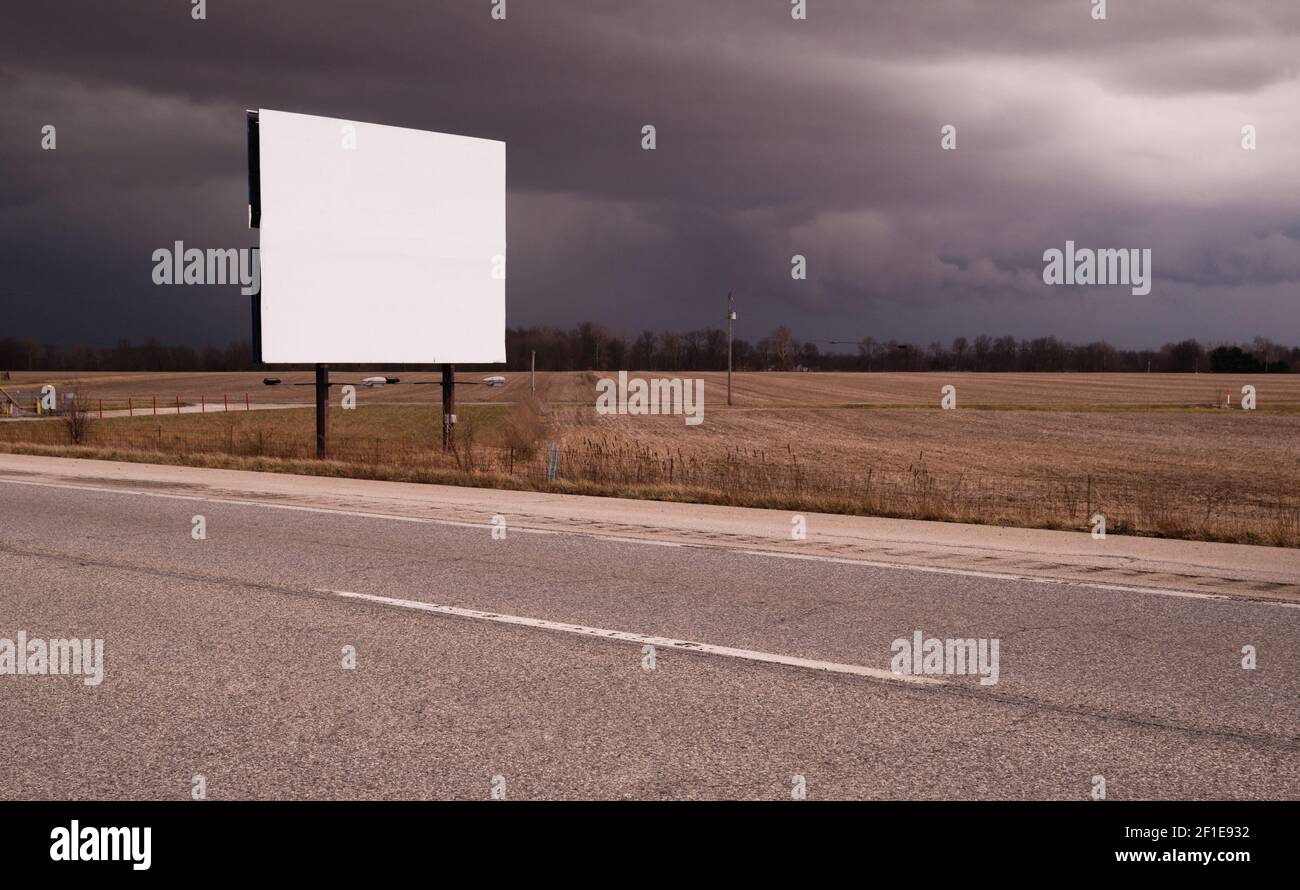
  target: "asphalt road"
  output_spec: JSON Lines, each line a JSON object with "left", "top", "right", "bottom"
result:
{"left": 2, "top": 478, "right": 1298, "bottom": 800}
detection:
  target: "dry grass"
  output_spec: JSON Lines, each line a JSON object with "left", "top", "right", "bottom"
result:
{"left": 2, "top": 371, "right": 1297, "bottom": 547}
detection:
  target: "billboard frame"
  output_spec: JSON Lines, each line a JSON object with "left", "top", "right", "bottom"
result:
{"left": 245, "top": 109, "right": 502, "bottom": 456}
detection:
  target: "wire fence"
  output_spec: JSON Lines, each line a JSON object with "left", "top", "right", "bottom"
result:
{"left": 0, "top": 390, "right": 262, "bottom": 418}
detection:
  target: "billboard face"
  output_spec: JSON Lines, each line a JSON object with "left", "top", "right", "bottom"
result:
{"left": 254, "top": 109, "right": 505, "bottom": 364}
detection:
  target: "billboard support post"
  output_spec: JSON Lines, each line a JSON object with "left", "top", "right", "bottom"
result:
{"left": 442, "top": 364, "right": 456, "bottom": 452}
{"left": 315, "top": 364, "right": 330, "bottom": 459}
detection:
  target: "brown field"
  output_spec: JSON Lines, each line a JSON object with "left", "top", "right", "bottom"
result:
{"left": 7, "top": 369, "right": 1300, "bottom": 408}
{"left": 2, "top": 371, "right": 1298, "bottom": 546}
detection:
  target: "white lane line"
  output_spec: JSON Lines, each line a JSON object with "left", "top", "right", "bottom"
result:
{"left": 318, "top": 587, "right": 942, "bottom": 685}
{"left": 3, "top": 476, "right": 1295, "bottom": 608}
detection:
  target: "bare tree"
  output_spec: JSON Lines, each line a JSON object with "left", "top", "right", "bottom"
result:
{"left": 62, "top": 395, "right": 91, "bottom": 445}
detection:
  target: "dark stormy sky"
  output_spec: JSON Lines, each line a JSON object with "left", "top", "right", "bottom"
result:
{"left": 2, "top": 0, "right": 1298, "bottom": 350}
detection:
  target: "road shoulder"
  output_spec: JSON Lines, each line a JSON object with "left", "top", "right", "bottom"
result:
{"left": 1, "top": 452, "right": 1296, "bottom": 602}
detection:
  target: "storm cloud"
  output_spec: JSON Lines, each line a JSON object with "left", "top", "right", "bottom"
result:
{"left": 2, "top": 0, "right": 1298, "bottom": 349}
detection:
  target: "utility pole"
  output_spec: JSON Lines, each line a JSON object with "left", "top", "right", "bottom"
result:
{"left": 442, "top": 364, "right": 456, "bottom": 452}
{"left": 726, "top": 291, "right": 735, "bottom": 407}
{"left": 530, "top": 350, "right": 536, "bottom": 395}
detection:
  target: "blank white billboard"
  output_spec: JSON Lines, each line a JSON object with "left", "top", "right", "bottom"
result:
{"left": 255, "top": 109, "right": 505, "bottom": 364}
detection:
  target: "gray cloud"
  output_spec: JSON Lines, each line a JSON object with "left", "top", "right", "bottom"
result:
{"left": 1, "top": 0, "right": 1298, "bottom": 350}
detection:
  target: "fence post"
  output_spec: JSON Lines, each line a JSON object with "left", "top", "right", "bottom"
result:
{"left": 201, "top": 395, "right": 205, "bottom": 414}
{"left": 152, "top": 396, "right": 156, "bottom": 416}
{"left": 224, "top": 394, "right": 228, "bottom": 412}
{"left": 128, "top": 398, "right": 132, "bottom": 418}
{"left": 245, "top": 393, "right": 250, "bottom": 411}
{"left": 98, "top": 399, "right": 103, "bottom": 419}
{"left": 176, "top": 396, "right": 181, "bottom": 415}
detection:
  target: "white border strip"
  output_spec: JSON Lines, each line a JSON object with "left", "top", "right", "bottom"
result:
{"left": 736, "top": 550, "right": 1235, "bottom": 601}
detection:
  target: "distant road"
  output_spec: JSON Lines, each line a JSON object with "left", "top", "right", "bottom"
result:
{"left": 1, "top": 455, "right": 1297, "bottom": 799}
{"left": 0, "top": 401, "right": 302, "bottom": 422}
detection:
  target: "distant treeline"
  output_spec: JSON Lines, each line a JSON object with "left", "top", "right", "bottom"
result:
{"left": 514, "top": 326, "right": 1295, "bottom": 373}
{"left": 1, "top": 328, "right": 1295, "bottom": 374}
{"left": 0, "top": 338, "right": 254, "bottom": 374}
